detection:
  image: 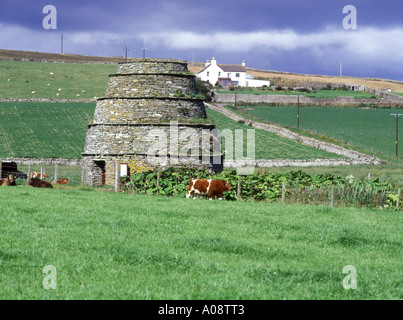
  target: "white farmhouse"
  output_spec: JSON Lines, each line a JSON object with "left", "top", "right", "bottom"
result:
{"left": 197, "top": 57, "right": 270, "bottom": 88}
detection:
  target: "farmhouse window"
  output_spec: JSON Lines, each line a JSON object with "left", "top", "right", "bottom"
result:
{"left": 236, "top": 73, "right": 240, "bottom": 77}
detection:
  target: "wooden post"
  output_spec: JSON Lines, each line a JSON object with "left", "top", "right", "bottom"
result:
{"left": 330, "top": 185, "right": 335, "bottom": 208}
{"left": 368, "top": 172, "right": 371, "bottom": 180}
{"left": 0, "top": 160, "right": 2, "bottom": 178}
{"left": 282, "top": 181, "right": 286, "bottom": 203}
{"left": 237, "top": 179, "right": 242, "bottom": 198}
{"left": 157, "top": 171, "right": 160, "bottom": 188}
{"left": 40, "top": 167, "right": 44, "bottom": 179}
{"left": 397, "top": 189, "right": 401, "bottom": 209}
{"left": 115, "top": 161, "right": 120, "bottom": 192}
{"left": 82, "top": 166, "right": 84, "bottom": 186}
{"left": 54, "top": 164, "right": 58, "bottom": 184}
{"left": 27, "top": 164, "right": 31, "bottom": 185}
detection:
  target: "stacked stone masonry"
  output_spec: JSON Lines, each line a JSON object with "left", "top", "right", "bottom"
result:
{"left": 82, "top": 59, "right": 222, "bottom": 186}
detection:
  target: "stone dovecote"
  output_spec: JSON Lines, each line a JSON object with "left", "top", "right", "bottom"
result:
{"left": 82, "top": 58, "right": 223, "bottom": 187}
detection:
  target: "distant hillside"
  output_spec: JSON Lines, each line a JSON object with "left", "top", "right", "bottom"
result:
{"left": 2, "top": 48, "right": 403, "bottom": 93}
{"left": 188, "top": 63, "right": 403, "bottom": 93}
{"left": 0, "top": 48, "right": 126, "bottom": 64}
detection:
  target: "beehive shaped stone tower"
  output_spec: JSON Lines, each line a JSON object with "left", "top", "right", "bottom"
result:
{"left": 82, "top": 58, "right": 222, "bottom": 186}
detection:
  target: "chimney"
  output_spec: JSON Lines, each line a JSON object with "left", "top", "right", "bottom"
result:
{"left": 205, "top": 59, "right": 210, "bottom": 67}
{"left": 242, "top": 60, "right": 245, "bottom": 67}
{"left": 211, "top": 57, "right": 217, "bottom": 65}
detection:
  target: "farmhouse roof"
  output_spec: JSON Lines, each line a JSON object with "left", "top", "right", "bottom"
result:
{"left": 219, "top": 64, "right": 247, "bottom": 72}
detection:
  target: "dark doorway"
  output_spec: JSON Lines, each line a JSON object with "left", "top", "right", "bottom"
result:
{"left": 94, "top": 160, "right": 106, "bottom": 186}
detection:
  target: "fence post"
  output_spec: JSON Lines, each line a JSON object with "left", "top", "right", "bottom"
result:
{"left": 157, "top": 171, "right": 160, "bottom": 188}
{"left": 282, "top": 181, "right": 286, "bottom": 203}
{"left": 397, "top": 189, "right": 401, "bottom": 209}
{"left": 27, "top": 164, "right": 31, "bottom": 185}
{"left": 237, "top": 179, "right": 242, "bottom": 198}
{"left": 115, "top": 161, "right": 120, "bottom": 192}
{"left": 81, "top": 166, "right": 85, "bottom": 186}
{"left": 330, "top": 185, "right": 335, "bottom": 207}
{"left": 54, "top": 164, "right": 58, "bottom": 184}
{"left": 40, "top": 167, "right": 44, "bottom": 179}
{"left": 0, "top": 160, "right": 2, "bottom": 178}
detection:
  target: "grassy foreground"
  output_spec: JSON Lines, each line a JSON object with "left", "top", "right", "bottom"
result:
{"left": 0, "top": 186, "right": 401, "bottom": 300}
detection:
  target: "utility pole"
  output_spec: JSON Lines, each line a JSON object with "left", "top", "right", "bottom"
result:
{"left": 123, "top": 46, "right": 129, "bottom": 62}
{"left": 142, "top": 44, "right": 148, "bottom": 59}
{"left": 390, "top": 114, "right": 403, "bottom": 159}
{"left": 234, "top": 85, "right": 238, "bottom": 109}
{"left": 297, "top": 95, "right": 300, "bottom": 129}
{"left": 61, "top": 34, "right": 64, "bottom": 54}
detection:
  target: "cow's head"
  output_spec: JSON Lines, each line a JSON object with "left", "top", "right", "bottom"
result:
{"left": 8, "top": 174, "right": 15, "bottom": 184}
{"left": 224, "top": 180, "right": 232, "bottom": 191}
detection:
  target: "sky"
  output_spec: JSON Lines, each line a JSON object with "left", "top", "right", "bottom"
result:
{"left": 1, "top": 0, "right": 403, "bottom": 81}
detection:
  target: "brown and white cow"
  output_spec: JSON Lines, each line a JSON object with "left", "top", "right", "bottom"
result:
{"left": 32, "top": 172, "right": 49, "bottom": 179}
{"left": 186, "top": 179, "right": 232, "bottom": 200}
{"left": 0, "top": 174, "right": 16, "bottom": 186}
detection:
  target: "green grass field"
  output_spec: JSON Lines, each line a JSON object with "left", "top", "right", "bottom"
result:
{"left": 0, "top": 101, "right": 95, "bottom": 158}
{"left": 0, "top": 60, "right": 115, "bottom": 99}
{"left": 0, "top": 101, "right": 340, "bottom": 160}
{"left": 0, "top": 186, "right": 401, "bottom": 300}
{"left": 206, "top": 108, "right": 340, "bottom": 160}
{"left": 238, "top": 105, "right": 403, "bottom": 159}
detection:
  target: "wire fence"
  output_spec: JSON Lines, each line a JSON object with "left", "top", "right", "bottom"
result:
{"left": 1, "top": 163, "right": 83, "bottom": 186}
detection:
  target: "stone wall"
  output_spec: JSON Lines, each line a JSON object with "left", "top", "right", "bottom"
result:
{"left": 94, "top": 97, "right": 206, "bottom": 123}
{"left": 106, "top": 74, "right": 197, "bottom": 98}
{"left": 117, "top": 59, "right": 189, "bottom": 74}
{"left": 213, "top": 93, "right": 403, "bottom": 106}
{"left": 0, "top": 157, "right": 82, "bottom": 166}
{"left": 83, "top": 123, "right": 217, "bottom": 156}
{"left": 82, "top": 58, "right": 223, "bottom": 186}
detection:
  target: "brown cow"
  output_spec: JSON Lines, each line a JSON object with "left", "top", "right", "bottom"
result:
{"left": 28, "top": 177, "right": 53, "bottom": 188}
{"left": 0, "top": 174, "right": 16, "bottom": 186}
{"left": 56, "top": 178, "right": 69, "bottom": 184}
{"left": 186, "top": 179, "right": 232, "bottom": 200}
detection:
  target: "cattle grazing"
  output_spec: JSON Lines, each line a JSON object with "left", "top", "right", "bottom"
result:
{"left": 28, "top": 177, "right": 53, "bottom": 188}
{"left": 186, "top": 179, "right": 232, "bottom": 200}
{"left": 32, "top": 172, "right": 49, "bottom": 179}
{"left": 57, "top": 178, "right": 69, "bottom": 184}
{"left": 0, "top": 174, "right": 16, "bottom": 186}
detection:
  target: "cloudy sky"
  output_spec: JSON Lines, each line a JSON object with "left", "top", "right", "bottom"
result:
{"left": 1, "top": 0, "right": 403, "bottom": 80}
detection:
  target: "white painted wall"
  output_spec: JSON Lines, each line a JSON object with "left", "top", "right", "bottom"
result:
{"left": 197, "top": 58, "right": 270, "bottom": 88}
{"left": 246, "top": 79, "right": 271, "bottom": 87}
